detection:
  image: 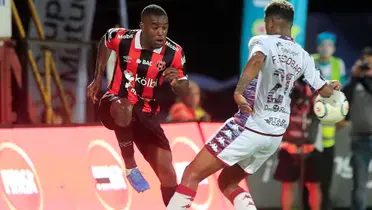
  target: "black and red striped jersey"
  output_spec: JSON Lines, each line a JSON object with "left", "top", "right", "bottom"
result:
{"left": 104, "top": 28, "right": 187, "bottom": 114}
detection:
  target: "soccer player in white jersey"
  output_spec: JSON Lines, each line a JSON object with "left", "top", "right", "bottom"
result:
{"left": 167, "top": 0, "right": 341, "bottom": 209}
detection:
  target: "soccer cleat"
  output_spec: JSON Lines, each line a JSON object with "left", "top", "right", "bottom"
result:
{"left": 126, "top": 168, "right": 150, "bottom": 193}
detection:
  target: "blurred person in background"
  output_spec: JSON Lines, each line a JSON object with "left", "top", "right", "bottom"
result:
{"left": 87, "top": 4, "right": 189, "bottom": 206}
{"left": 311, "top": 32, "right": 347, "bottom": 210}
{"left": 342, "top": 47, "right": 372, "bottom": 210}
{"left": 167, "top": 80, "right": 210, "bottom": 122}
{"left": 274, "top": 79, "right": 321, "bottom": 210}
{"left": 41, "top": 107, "right": 65, "bottom": 125}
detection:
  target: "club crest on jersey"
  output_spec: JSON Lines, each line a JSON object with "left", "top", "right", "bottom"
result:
{"left": 156, "top": 61, "right": 166, "bottom": 71}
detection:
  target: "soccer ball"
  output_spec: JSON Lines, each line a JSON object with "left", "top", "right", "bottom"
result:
{"left": 313, "top": 90, "right": 349, "bottom": 124}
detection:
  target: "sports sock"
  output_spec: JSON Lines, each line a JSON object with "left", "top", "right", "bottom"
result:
{"left": 125, "top": 167, "right": 137, "bottom": 176}
{"left": 166, "top": 184, "right": 196, "bottom": 210}
{"left": 229, "top": 188, "right": 257, "bottom": 210}
{"left": 161, "top": 185, "right": 177, "bottom": 206}
{"left": 114, "top": 129, "right": 137, "bottom": 169}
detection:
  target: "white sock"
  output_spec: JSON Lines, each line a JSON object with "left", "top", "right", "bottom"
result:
{"left": 166, "top": 185, "right": 196, "bottom": 210}
{"left": 231, "top": 190, "right": 257, "bottom": 210}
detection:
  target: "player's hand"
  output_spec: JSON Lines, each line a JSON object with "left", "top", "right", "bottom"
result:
{"left": 238, "top": 104, "right": 253, "bottom": 114}
{"left": 87, "top": 78, "right": 102, "bottom": 103}
{"left": 234, "top": 92, "right": 253, "bottom": 114}
{"left": 163, "top": 67, "right": 178, "bottom": 86}
{"left": 330, "top": 80, "right": 341, "bottom": 90}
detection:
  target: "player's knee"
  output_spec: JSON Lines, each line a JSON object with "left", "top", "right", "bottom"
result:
{"left": 110, "top": 99, "right": 133, "bottom": 127}
{"left": 157, "top": 162, "right": 177, "bottom": 185}
{"left": 217, "top": 174, "right": 231, "bottom": 192}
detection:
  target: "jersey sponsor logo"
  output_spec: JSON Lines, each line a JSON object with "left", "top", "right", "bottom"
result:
{"left": 106, "top": 28, "right": 120, "bottom": 42}
{"left": 88, "top": 140, "right": 132, "bottom": 210}
{"left": 136, "top": 75, "right": 158, "bottom": 88}
{"left": 123, "top": 70, "right": 158, "bottom": 88}
{"left": 118, "top": 34, "right": 134, "bottom": 39}
{"left": 264, "top": 117, "right": 288, "bottom": 129}
{"left": 165, "top": 41, "right": 179, "bottom": 52}
{"left": 122, "top": 56, "right": 132, "bottom": 63}
{"left": 123, "top": 70, "right": 134, "bottom": 89}
{"left": 136, "top": 58, "right": 152, "bottom": 66}
{"left": 264, "top": 105, "right": 289, "bottom": 114}
{"left": 0, "top": 142, "right": 43, "bottom": 210}
{"left": 281, "top": 48, "right": 299, "bottom": 57}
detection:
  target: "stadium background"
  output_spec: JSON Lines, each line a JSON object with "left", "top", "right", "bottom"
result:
{"left": 1, "top": 0, "right": 372, "bottom": 209}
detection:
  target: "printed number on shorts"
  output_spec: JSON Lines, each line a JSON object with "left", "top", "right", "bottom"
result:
{"left": 267, "top": 68, "right": 293, "bottom": 104}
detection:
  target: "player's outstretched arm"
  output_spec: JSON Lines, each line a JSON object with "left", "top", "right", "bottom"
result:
{"left": 87, "top": 35, "right": 113, "bottom": 103}
{"left": 303, "top": 54, "right": 340, "bottom": 99}
{"left": 234, "top": 52, "right": 266, "bottom": 105}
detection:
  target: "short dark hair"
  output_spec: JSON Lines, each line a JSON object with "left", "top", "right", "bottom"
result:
{"left": 264, "top": 0, "right": 294, "bottom": 22}
{"left": 141, "top": 4, "right": 167, "bottom": 19}
{"left": 361, "top": 46, "right": 372, "bottom": 57}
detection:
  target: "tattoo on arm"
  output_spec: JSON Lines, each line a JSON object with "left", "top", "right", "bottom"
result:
{"left": 235, "top": 74, "right": 251, "bottom": 95}
{"left": 235, "top": 52, "right": 265, "bottom": 95}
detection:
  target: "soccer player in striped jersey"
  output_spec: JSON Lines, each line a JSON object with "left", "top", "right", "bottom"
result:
{"left": 87, "top": 4, "right": 189, "bottom": 206}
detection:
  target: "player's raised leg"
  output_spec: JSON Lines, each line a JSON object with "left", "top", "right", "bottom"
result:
{"left": 218, "top": 164, "right": 257, "bottom": 210}
{"left": 99, "top": 95, "right": 150, "bottom": 192}
{"left": 167, "top": 118, "right": 250, "bottom": 209}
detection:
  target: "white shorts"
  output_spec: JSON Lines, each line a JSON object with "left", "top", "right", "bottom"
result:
{"left": 205, "top": 117, "right": 282, "bottom": 174}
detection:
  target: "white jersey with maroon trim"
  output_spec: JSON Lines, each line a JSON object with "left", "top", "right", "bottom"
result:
{"left": 235, "top": 35, "right": 326, "bottom": 136}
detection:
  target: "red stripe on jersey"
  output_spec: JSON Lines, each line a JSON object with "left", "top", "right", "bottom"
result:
{"left": 126, "top": 38, "right": 140, "bottom": 104}
{"left": 108, "top": 55, "right": 122, "bottom": 95}
{"left": 171, "top": 46, "right": 185, "bottom": 79}
{"left": 141, "top": 51, "right": 165, "bottom": 112}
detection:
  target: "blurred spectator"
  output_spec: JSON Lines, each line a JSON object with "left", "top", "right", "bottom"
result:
{"left": 342, "top": 47, "right": 372, "bottom": 210}
{"left": 40, "top": 107, "right": 65, "bottom": 125}
{"left": 274, "top": 80, "right": 321, "bottom": 210}
{"left": 311, "top": 32, "right": 346, "bottom": 210}
{"left": 167, "top": 81, "right": 210, "bottom": 122}
{"left": 312, "top": 32, "right": 346, "bottom": 85}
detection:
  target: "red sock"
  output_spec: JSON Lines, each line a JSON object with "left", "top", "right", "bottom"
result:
{"left": 229, "top": 187, "right": 256, "bottom": 210}
{"left": 166, "top": 184, "right": 196, "bottom": 209}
